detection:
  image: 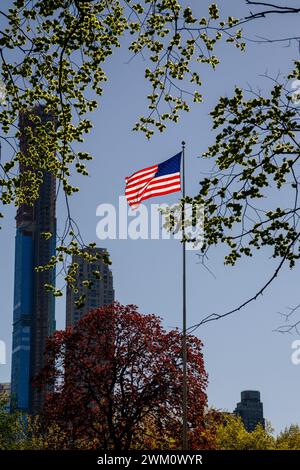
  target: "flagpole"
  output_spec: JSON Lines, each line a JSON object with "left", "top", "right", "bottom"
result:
{"left": 181, "top": 141, "right": 188, "bottom": 450}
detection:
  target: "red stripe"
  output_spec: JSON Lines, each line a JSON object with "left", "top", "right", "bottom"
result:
{"left": 126, "top": 181, "right": 181, "bottom": 203}
{"left": 126, "top": 165, "right": 158, "bottom": 184}
{"left": 127, "top": 186, "right": 181, "bottom": 207}
{"left": 126, "top": 174, "right": 180, "bottom": 195}
{"left": 141, "top": 183, "right": 181, "bottom": 199}
{"left": 125, "top": 174, "right": 155, "bottom": 190}
{"left": 126, "top": 180, "right": 180, "bottom": 202}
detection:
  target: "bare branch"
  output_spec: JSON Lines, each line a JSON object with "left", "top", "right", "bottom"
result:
{"left": 189, "top": 232, "right": 300, "bottom": 333}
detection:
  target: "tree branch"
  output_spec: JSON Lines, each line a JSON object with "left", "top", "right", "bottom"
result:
{"left": 189, "top": 232, "right": 300, "bottom": 333}
{"left": 244, "top": 1, "right": 300, "bottom": 20}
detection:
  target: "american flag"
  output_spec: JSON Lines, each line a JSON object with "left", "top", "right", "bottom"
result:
{"left": 125, "top": 153, "right": 182, "bottom": 209}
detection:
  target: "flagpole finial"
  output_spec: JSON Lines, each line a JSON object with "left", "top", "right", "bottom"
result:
{"left": 181, "top": 141, "right": 186, "bottom": 148}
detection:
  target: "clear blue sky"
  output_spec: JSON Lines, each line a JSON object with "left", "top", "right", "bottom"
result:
{"left": 1, "top": 1, "right": 300, "bottom": 433}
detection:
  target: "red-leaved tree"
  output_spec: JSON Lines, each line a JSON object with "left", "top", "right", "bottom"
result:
{"left": 36, "top": 303, "right": 208, "bottom": 450}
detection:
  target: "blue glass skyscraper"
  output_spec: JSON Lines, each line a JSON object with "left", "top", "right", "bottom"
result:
{"left": 11, "top": 106, "right": 56, "bottom": 414}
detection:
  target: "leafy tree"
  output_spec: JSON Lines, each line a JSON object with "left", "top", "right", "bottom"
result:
{"left": 35, "top": 302, "right": 208, "bottom": 450}
{"left": 215, "top": 413, "right": 276, "bottom": 450}
{"left": 213, "top": 413, "right": 300, "bottom": 450}
{"left": 0, "top": 392, "right": 62, "bottom": 449}
{"left": 0, "top": 392, "right": 19, "bottom": 449}
{"left": 276, "top": 424, "right": 300, "bottom": 450}
{"left": 132, "top": 407, "right": 223, "bottom": 450}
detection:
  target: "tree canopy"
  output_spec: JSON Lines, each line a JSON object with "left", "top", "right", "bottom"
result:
{"left": 214, "top": 413, "right": 300, "bottom": 450}
{"left": 36, "top": 303, "right": 208, "bottom": 450}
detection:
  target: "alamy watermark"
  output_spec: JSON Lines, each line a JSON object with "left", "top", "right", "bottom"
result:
{"left": 0, "top": 80, "right": 6, "bottom": 105}
{"left": 0, "top": 340, "right": 6, "bottom": 365}
{"left": 291, "top": 79, "right": 300, "bottom": 105}
{"left": 291, "top": 340, "right": 300, "bottom": 365}
{"left": 96, "top": 196, "right": 204, "bottom": 250}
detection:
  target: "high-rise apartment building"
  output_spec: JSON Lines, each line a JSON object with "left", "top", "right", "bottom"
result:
{"left": 66, "top": 248, "right": 114, "bottom": 327}
{"left": 234, "top": 390, "right": 265, "bottom": 432}
{"left": 11, "top": 105, "right": 56, "bottom": 414}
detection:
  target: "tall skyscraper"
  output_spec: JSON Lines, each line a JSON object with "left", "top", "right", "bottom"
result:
{"left": 234, "top": 390, "right": 265, "bottom": 432}
{"left": 11, "top": 105, "right": 56, "bottom": 414}
{"left": 66, "top": 248, "right": 114, "bottom": 327}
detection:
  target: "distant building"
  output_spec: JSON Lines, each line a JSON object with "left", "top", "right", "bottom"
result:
{"left": 234, "top": 390, "right": 265, "bottom": 432}
{"left": 11, "top": 105, "right": 56, "bottom": 414}
{"left": 0, "top": 382, "right": 11, "bottom": 395}
{"left": 0, "top": 383, "right": 11, "bottom": 412}
{"left": 66, "top": 248, "right": 114, "bottom": 327}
